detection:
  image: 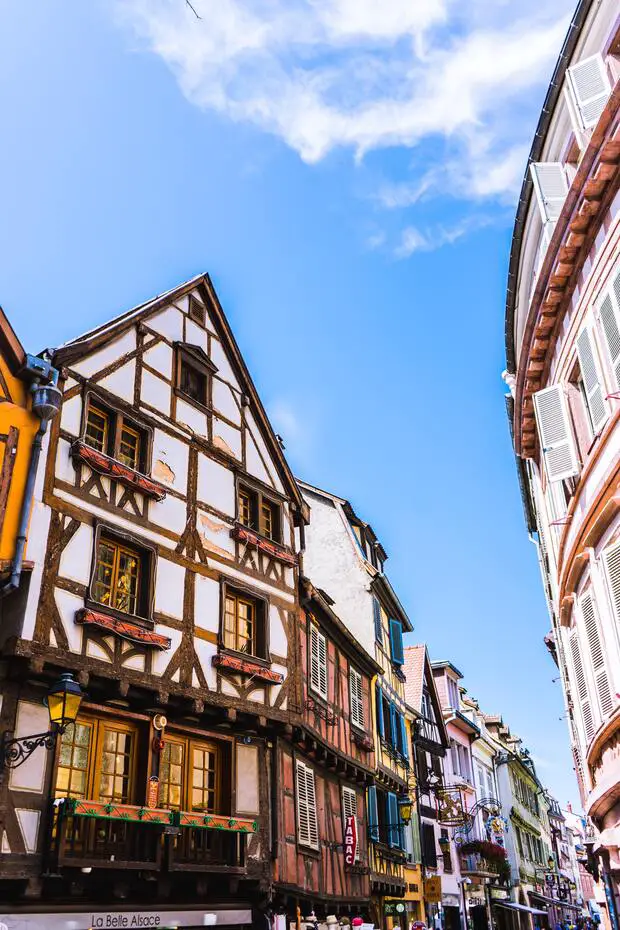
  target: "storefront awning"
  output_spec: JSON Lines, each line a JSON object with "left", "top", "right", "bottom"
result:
{"left": 529, "top": 892, "right": 581, "bottom": 912}
{"left": 494, "top": 903, "right": 548, "bottom": 916}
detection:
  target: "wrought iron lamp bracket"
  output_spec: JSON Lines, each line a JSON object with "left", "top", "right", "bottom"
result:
{"left": 0, "top": 727, "right": 61, "bottom": 771}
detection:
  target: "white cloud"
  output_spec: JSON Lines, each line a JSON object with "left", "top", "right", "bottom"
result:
{"left": 394, "top": 215, "right": 493, "bottom": 258}
{"left": 117, "top": 0, "right": 572, "bottom": 211}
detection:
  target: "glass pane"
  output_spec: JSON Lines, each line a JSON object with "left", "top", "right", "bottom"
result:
{"left": 103, "top": 730, "right": 117, "bottom": 752}
{"left": 93, "top": 542, "right": 116, "bottom": 606}
{"left": 169, "top": 785, "right": 181, "bottom": 807}
{"left": 119, "top": 426, "right": 140, "bottom": 470}
{"left": 70, "top": 770, "right": 86, "bottom": 795}
{"left": 102, "top": 752, "right": 115, "bottom": 773}
{"left": 85, "top": 407, "right": 108, "bottom": 452}
{"left": 75, "top": 724, "right": 90, "bottom": 747}
{"left": 59, "top": 743, "right": 72, "bottom": 766}
{"left": 73, "top": 746, "right": 88, "bottom": 769}
{"left": 56, "top": 768, "right": 69, "bottom": 792}
{"left": 114, "top": 549, "right": 139, "bottom": 615}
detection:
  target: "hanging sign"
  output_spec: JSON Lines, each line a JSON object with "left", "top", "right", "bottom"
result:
{"left": 424, "top": 877, "right": 442, "bottom": 904}
{"left": 344, "top": 815, "right": 358, "bottom": 865}
{"left": 436, "top": 787, "right": 467, "bottom": 826}
{"left": 146, "top": 776, "right": 159, "bottom": 809}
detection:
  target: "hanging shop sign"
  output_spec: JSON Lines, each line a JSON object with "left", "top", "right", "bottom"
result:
{"left": 146, "top": 776, "right": 160, "bottom": 809}
{"left": 436, "top": 787, "right": 467, "bottom": 826}
{"left": 384, "top": 901, "right": 407, "bottom": 916}
{"left": 424, "top": 877, "right": 442, "bottom": 904}
{"left": 344, "top": 814, "right": 358, "bottom": 865}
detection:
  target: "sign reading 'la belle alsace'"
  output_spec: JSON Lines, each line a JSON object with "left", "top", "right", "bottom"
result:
{"left": 344, "top": 815, "right": 358, "bottom": 865}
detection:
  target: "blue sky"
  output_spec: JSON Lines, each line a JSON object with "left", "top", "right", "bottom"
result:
{"left": 0, "top": 0, "right": 580, "bottom": 806}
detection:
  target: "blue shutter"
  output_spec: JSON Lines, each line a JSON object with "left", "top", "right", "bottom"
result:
{"left": 388, "top": 792, "right": 399, "bottom": 848}
{"left": 375, "top": 684, "right": 385, "bottom": 738}
{"left": 373, "top": 598, "right": 383, "bottom": 643}
{"left": 399, "top": 714, "right": 409, "bottom": 761}
{"left": 389, "top": 619, "right": 404, "bottom": 665}
{"left": 389, "top": 703, "right": 398, "bottom": 748}
{"left": 367, "top": 785, "right": 379, "bottom": 842}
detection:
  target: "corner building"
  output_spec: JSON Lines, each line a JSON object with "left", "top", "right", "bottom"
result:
{"left": 505, "top": 1, "right": 620, "bottom": 925}
{"left": 0, "top": 276, "right": 307, "bottom": 930}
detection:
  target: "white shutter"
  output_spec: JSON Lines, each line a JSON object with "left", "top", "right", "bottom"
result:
{"left": 603, "top": 539, "right": 620, "bottom": 632}
{"left": 530, "top": 163, "right": 568, "bottom": 224}
{"left": 567, "top": 54, "right": 611, "bottom": 130}
{"left": 533, "top": 385, "right": 580, "bottom": 480}
{"left": 598, "top": 271, "right": 620, "bottom": 388}
{"left": 310, "top": 623, "right": 328, "bottom": 699}
{"left": 580, "top": 592, "right": 614, "bottom": 719}
{"left": 342, "top": 786, "right": 359, "bottom": 861}
{"left": 349, "top": 667, "right": 364, "bottom": 729}
{"left": 569, "top": 628, "right": 595, "bottom": 745}
{"left": 576, "top": 326, "right": 609, "bottom": 433}
{"left": 296, "top": 760, "right": 319, "bottom": 850}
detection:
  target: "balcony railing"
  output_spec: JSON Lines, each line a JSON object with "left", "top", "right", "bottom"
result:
{"left": 47, "top": 799, "right": 255, "bottom": 874}
{"left": 460, "top": 851, "right": 501, "bottom": 878}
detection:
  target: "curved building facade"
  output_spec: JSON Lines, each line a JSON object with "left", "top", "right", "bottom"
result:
{"left": 505, "top": 0, "right": 620, "bottom": 925}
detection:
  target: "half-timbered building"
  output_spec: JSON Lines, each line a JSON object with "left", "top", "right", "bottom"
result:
{"left": 273, "top": 577, "right": 380, "bottom": 919}
{"left": 0, "top": 275, "right": 307, "bottom": 930}
{"left": 297, "top": 482, "right": 414, "bottom": 927}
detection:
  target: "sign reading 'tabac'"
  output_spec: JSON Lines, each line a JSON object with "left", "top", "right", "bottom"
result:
{"left": 344, "top": 815, "right": 358, "bottom": 865}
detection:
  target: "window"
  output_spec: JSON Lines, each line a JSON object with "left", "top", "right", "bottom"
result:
{"left": 574, "top": 326, "right": 608, "bottom": 436}
{"left": 310, "top": 622, "right": 328, "bottom": 699}
{"left": 441, "top": 828, "right": 453, "bottom": 872}
{"left": 55, "top": 717, "right": 138, "bottom": 804}
{"left": 373, "top": 597, "right": 383, "bottom": 644}
{"left": 349, "top": 667, "right": 364, "bottom": 729}
{"left": 175, "top": 344, "right": 214, "bottom": 409}
{"left": 422, "top": 822, "right": 437, "bottom": 868}
{"left": 533, "top": 385, "right": 580, "bottom": 482}
{"left": 566, "top": 54, "right": 611, "bottom": 131}
{"left": 92, "top": 533, "right": 150, "bottom": 619}
{"left": 159, "top": 735, "right": 221, "bottom": 812}
{"left": 389, "top": 619, "right": 404, "bottom": 666}
{"left": 237, "top": 484, "right": 281, "bottom": 542}
{"left": 446, "top": 677, "right": 459, "bottom": 709}
{"left": 342, "top": 786, "right": 359, "bottom": 861}
{"left": 84, "top": 399, "right": 147, "bottom": 472}
{"left": 224, "top": 590, "right": 259, "bottom": 656}
{"left": 296, "top": 759, "right": 319, "bottom": 849}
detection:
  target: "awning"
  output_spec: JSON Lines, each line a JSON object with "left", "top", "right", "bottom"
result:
{"left": 529, "top": 892, "right": 581, "bottom": 912}
{"left": 493, "top": 903, "right": 548, "bottom": 916}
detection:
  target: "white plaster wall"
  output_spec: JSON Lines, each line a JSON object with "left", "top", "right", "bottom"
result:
{"left": 194, "top": 573, "right": 220, "bottom": 631}
{"left": 142, "top": 341, "right": 173, "bottom": 381}
{"left": 152, "top": 626, "right": 182, "bottom": 676}
{"left": 209, "top": 336, "right": 237, "bottom": 386}
{"left": 148, "top": 306, "right": 184, "bottom": 343}
{"left": 15, "top": 809, "right": 40, "bottom": 853}
{"left": 196, "top": 509, "right": 235, "bottom": 557}
{"left": 99, "top": 360, "right": 136, "bottom": 405}
{"left": 176, "top": 397, "right": 208, "bottom": 437}
{"left": 302, "top": 490, "right": 375, "bottom": 655}
{"left": 213, "top": 379, "right": 241, "bottom": 426}
{"left": 245, "top": 432, "right": 271, "bottom": 486}
{"left": 152, "top": 429, "right": 188, "bottom": 491}
{"left": 55, "top": 588, "right": 85, "bottom": 653}
{"left": 236, "top": 744, "right": 259, "bottom": 814}
{"left": 9, "top": 701, "right": 50, "bottom": 793}
{"left": 197, "top": 454, "right": 235, "bottom": 515}
{"left": 185, "top": 318, "right": 209, "bottom": 354}
{"left": 149, "top": 494, "right": 187, "bottom": 536}
{"left": 141, "top": 369, "right": 171, "bottom": 416}
{"left": 59, "top": 523, "right": 93, "bottom": 583}
{"left": 73, "top": 331, "right": 136, "bottom": 379}
{"left": 55, "top": 438, "right": 75, "bottom": 485}
{"left": 246, "top": 411, "right": 285, "bottom": 494}
{"left": 60, "top": 394, "right": 82, "bottom": 436}
{"left": 212, "top": 417, "right": 241, "bottom": 460}
{"left": 194, "top": 637, "right": 218, "bottom": 689}
{"left": 269, "top": 605, "right": 288, "bottom": 657}
{"left": 154, "top": 557, "right": 185, "bottom": 620}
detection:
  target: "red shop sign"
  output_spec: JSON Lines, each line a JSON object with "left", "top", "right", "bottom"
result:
{"left": 344, "top": 815, "right": 358, "bottom": 865}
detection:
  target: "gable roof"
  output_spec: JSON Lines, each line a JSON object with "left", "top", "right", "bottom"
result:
{"left": 53, "top": 274, "right": 307, "bottom": 518}
{"left": 404, "top": 644, "right": 448, "bottom": 746}
{"left": 0, "top": 307, "right": 26, "bottom": 375}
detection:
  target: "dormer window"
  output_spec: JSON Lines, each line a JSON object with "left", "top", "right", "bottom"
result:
{"left": 83, "top": 398, "right": 148, "bottom": 473}
{"left": 175, "top": 344, "right": 216, "bottom": 411}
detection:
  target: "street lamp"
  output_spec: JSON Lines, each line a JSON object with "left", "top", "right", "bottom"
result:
{"left": 0, "top": 674, "right": 83, "bottom": 771}
{"left": 398, "top": 795, "right": 413, "bottom": 825}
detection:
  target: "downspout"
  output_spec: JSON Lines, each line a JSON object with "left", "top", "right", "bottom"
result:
{"left": 1, "top": 364, "right": 62, "bottom": 598}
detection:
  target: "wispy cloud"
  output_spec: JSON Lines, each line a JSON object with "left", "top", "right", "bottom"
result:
{"left": 117, "top": 0, "right": 573, "bottom": 238}
{"left": 394, "top": 215, "right": 493, "bottom": 258}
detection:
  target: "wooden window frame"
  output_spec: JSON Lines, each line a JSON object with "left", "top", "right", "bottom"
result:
{"left": 87, "top": 522, "right": 157, "bottom": 627}
{"left": 55, "top": 715, "right": 139, "bottom": 805}
{"left": 83, "top": 391, "right": 151, "bottom": 474}
{"left": 236, "top": 478, "right": 283, "bottom": 544}
{"left": 174, "top": 343, "right": 216, "bottom": 413}
{"left": 159, "top": 732, "right": 224, "bottom": 813}
{"left": 218, "top": 579, "right": 271, "bottom": 665}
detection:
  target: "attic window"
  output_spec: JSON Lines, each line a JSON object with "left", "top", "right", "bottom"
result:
{"left": 188, "top": 295, "right": 206, "bottom": 326}
{"left": 175, "top": 343, "right": 216, "bottom": 410}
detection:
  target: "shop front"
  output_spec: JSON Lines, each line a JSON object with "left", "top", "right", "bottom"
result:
{"left": 0, "top": 907, "right": 253, "bottom": 930}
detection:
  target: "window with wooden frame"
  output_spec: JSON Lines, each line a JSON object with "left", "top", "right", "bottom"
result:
{"left": 309, "top": 622, "right": 328, "bottom": 700}
{"left": 296, "top": 759, "right": 319, "bottom": 850}
{"left": 342, "top": 786, "right": 359, "bottom": 861}
{"left": 84, "top": 398, "right": 148, "bottom": 473}
{"left": 159, "top": 734, "right": 224, "bottom": 813}
{"left": 175, "top": 344, "right": 214, "bottom": 409}
{"left": 222, "top": 586, "right": 267, "bottom": 659}
{"left": 349, "top": 666, "right": 364, "bottom": 729}
{"left": 237, "top": 483, "right": 282, "bottom": 542}
{"left": 54, "top": 717, "right": 139, "bottom": 804}
{"left": 91, "top": 531, "right": 152, "bottom": 620}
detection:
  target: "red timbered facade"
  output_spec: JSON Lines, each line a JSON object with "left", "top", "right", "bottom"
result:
{"left": 273, "top": 579, "right": 380, "bottom": 918}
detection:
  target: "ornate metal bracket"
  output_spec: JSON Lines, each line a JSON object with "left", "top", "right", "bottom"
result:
{"left": 0, "top": 729, "right": 59, "bottom": 771}
{"left": 304, "top": 698, "right": 337, "bottom": 726}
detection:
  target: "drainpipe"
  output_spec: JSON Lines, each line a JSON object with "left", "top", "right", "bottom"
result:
{"left": 1, "top": 363, "right": 62, "bottom": 598}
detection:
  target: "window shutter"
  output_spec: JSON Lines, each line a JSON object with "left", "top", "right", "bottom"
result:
{"left": 533, "top": 385, "right": 580, "bottom": 481}
{"left": 310, "top": 624, "right": 328, "bottom": 699}
{"left": 389, "top": 619, "right": 404, "bottom": 665}
{"left": 576, "top": 326, "right": 608, "bottom": 433}
{"left": 580, "top": 592, "right": 614, "bottom": 719}
{"left": 569, "top": 628, "right": 595, "bottom": 744}
{"left": 375, "top": 684, "right": 385, "bottom": 738}
{"left": 530, "top": 163, "right": 568, "bottom": 225}
{"left": 389, "top": 702, "right": 398, "bottom": 747}
{"left": 349, "top": 668, "right": 364, "bottom": 729}
{"left": 567, "top": 54, "right": 611, "bottom": 130}
{"left": 373, "top": 598, "right": 383, "bottom": 644}
{"left": 598, "top": 277, "right": 620, "bottom": 388}
{"left": 603, "top": 539, "right": 620, "bottom": 631}
{"left": 399, "top": 714, "right": 409, "bottom": 760}
{"left": 342, "top": 786, "right": 359, "bottom": 861}
{"left": 387, "top": 792, "right": 399, "bottom": 848}
{"left": 296, "top": 760, "right": 310, "bottom": 847}
{"left": 367, "top": 785, "right": 379, "bottom": 842}
{"left": 306, "top": 765, "right": 319, "bottom": 849}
